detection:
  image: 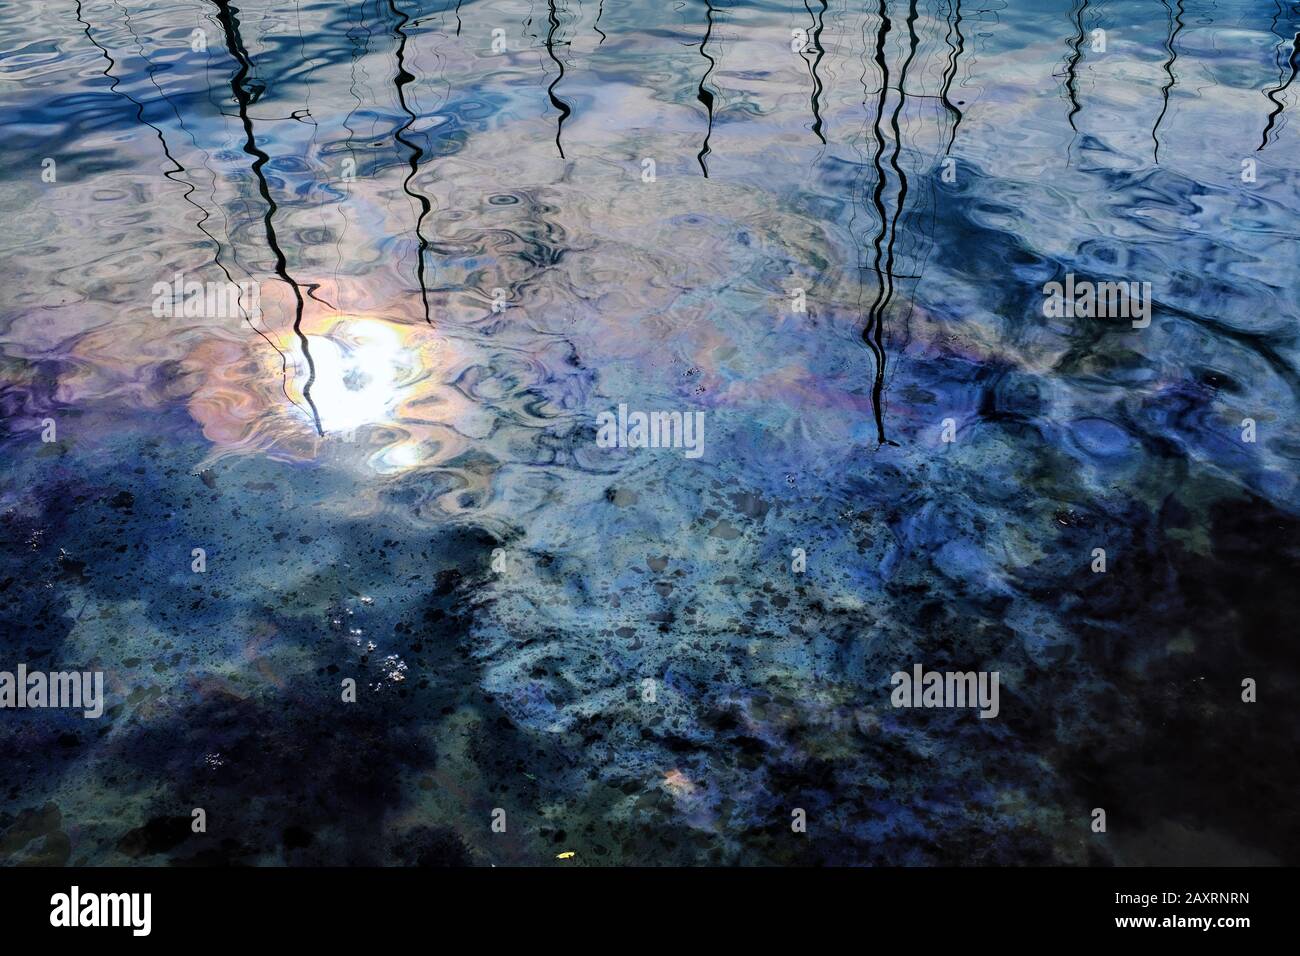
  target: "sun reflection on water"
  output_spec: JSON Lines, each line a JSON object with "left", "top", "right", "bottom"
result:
{"left": 306, "top": 318, "right": 425, "bottom": 435}
{"left": 189, "top": 314, "right": 475, "bottom": 477}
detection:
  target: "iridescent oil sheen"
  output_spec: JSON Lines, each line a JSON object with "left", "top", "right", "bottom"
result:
{"left": 0, "top": 0, "right": 1297, "bottom": 865}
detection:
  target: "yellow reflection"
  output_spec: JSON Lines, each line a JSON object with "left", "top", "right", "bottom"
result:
{"left": 306, "top": 318, "right": 422, "bottom": 434}
{"left": 190, "top": 314, "right": 475, "bottom": 478}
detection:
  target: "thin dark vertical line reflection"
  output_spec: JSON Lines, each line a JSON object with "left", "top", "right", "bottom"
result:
{"left": 211, "top": 0, "right": 325, "bottom": 435}
{"left": 939, "top": 0, "right": 964, "bottom": 154}
{"left": 1260, "top": 31, "right": 1300, "bottom": 149}
{"left": 386, "top": 0, "right": 435, "bottom": 323}
{"left": 802, "top": 0, "right": 828, "bottom": 144}
{"left": 104, "top": 0, "right": 301, "bottom": 415}
{"left": 1063, "top": 0, "right": 1090, "bottom": 141}
{"left": 862, "top": 0, "right": 892, "bottom": 446}
{"left": 696, "top": 0, "right": 717, "bottom": 177}
{"left": 544, "top": 0, "right": 571, "bottom": 158}
{"left": 1153, "top": 0, "right": 1184, "bottom": 164}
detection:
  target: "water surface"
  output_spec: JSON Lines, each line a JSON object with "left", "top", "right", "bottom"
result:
{"left": 1, "top": 0, "right": 1298, "bottom": 865}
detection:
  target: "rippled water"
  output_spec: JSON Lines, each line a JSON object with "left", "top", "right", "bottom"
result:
{"left": 1, "top": 0, "right": 1298, "bottom": 865}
